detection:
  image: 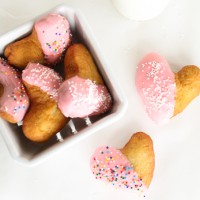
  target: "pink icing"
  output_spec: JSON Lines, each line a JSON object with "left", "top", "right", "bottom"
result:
{"left": 58, "top": 76, "right": 112, "bottom": 118}
{"left": 22, "top": 63, "right": 63, "bottom": 102}
{"left": 135, "top": 52, "right": 176, "bottom": 123}
{"left": 0, "top": 58, "right": 29, "bottom": 122}
{"left": 35, "top": 14, "right": 71, "bottom": 64}
{"left": 90, "top": 146, "right": 147, "bottom": 196}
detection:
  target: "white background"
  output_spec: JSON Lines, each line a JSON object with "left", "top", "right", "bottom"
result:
{"left": 1, "top": 0, "right": 200, "bottom": 199}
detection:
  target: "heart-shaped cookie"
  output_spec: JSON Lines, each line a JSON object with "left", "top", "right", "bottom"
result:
{"left": 4, "top": 14, "right": 71, "bottom": 69}
{"left": 90, "top": 132, "right": 155, "bottom": 196}
{"left": 58, "top": 44, "right": 112, "bottom": 118}
{"left": 22, "top": 63, "right": 69, "bottom": 142}
{"left": 135, "top": 52, "right": 200, "bottom": 123}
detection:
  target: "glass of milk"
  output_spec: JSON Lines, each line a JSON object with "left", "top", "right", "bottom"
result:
{"left": 112, "top": 0, "right": 170, "bottom": 21}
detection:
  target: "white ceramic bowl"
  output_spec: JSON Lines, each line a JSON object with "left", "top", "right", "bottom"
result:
{"left": 0, "top": 4, "right": 127, "bottom": 166}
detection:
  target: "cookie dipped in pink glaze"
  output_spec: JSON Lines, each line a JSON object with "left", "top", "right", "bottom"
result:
{"left": 22, "top": 62, "right": 69, "bottom": 143}
{"left": 58, "top": 76, "right": 112, "bottom": 118}
{"left": 22, "top": 62, "right": 63, "bottom": 102}
{"left": 35, "top": 14, "right": 71, "bottom": 64}
{"left": 90, "top": 146, "right": 147, "bottom": 196}
{"left": 135, "top": 52, "right": 176, "bottom": 123}
{"left": 0, "top": 58, "right": 29, "bottom": 123}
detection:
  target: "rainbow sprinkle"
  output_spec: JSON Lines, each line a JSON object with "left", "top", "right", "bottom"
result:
{"left": 90, "top": 146, "right": 147, "bottom": 197}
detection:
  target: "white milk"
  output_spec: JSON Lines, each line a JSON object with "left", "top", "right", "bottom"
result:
{"left": 112, "top": 0, "right": 170, "bottom": 21}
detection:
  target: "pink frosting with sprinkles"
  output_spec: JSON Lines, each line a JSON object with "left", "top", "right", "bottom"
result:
{"left": 58, "top": 76, "right": 112, "bottom": 118}
{"left": 22, "top": 63, "right": 63, "bottom": 102}
{"left": 0, "top": 58, "right": 29, "bottom": 122}
{"left": 35, "top": 14, "right": 71, "bottom": 64}
{"left": 135, "top": 52, "right": 176, "bottom": 123}
{"left": 90, "top": 146, "right": 147, "bottom": 196}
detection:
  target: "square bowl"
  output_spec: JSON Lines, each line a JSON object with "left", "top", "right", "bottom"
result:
{"left": 0, "top": 4, "right": 127, "bottom": 166}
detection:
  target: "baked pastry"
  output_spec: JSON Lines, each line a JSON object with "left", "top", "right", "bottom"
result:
{"left": 136, "top": 52, "right": 200, "bottom": 123}
{"left": 0, "top": 58, "right": 29, "bottom": 123}
{"left": 90, "top": 132, "right": 155, "bottom": 196}
{"left": 5, "top": 14, "right": 71, "bottom": 69}
{"left": 22, "top": 62, "right": 69, "bottom": 142}
{"left": 58, "top": 43, "right": 112, "bottom": 118}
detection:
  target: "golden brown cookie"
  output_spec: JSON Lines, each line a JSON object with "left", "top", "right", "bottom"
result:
{"left": 22, "top": 63, "right": 69, "bottom": 142}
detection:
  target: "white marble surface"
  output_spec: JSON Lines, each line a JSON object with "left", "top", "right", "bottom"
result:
{"left": 1, "top": 0, "right": 200, "bottom": 199}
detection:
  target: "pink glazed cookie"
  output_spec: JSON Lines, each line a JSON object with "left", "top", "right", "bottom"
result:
{"left": 35, "top": 13, "right": 71, "bottom": 64}
{"left": 58, "top": 43, "right": 112, "bottom": 118}
{"left": 21, "top": 62, "right": 69, "bottom": 143}
{"left": 0, "top": 58, "right": 29, "bottom": 123}
{"left": 4, "top": 14, "right": 71, "bottom": 69}
{"left": 58, "top": 76, "right": 112, "bottom": 118}
{"left": 90, "top": 132, "right": 155, "bottom": 197}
